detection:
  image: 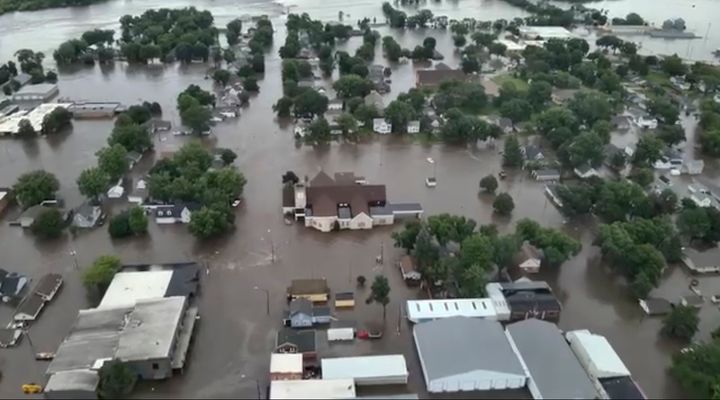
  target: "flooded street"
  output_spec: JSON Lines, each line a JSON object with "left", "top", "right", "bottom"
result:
{"left": 0, "top": 0, "right": 719, "bottom": 398}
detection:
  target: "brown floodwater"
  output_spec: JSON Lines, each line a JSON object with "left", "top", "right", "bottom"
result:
{"left": 1, "top": 1, "right": 720, "bottom": 399}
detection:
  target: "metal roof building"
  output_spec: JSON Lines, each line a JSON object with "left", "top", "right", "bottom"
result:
{"left": 414, "top": 317, "right": 526, "bottom": 393}
{"left": 406, "top": 298, "right": 497, "bottom": 323}
{"left": 270, "top": 379, "right": 356, "bottom": 399}
{"left": 565, "top": 330, "right": 630, "bottom": 379}
{"left": 98, "top": 270, "right": 173, "bottom": 309}
{"left": 506, "top": 319, "right": 597, "bottom": 400}
{"left": 321, "top": 355, "right": 408, "bottom": 386}
{"left": 44, "top": 369, "right": 99, "bottom": 399}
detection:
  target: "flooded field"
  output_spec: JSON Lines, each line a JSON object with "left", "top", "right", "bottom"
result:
{"left": 0, "top": 0, "right": 719, "bottom": 398}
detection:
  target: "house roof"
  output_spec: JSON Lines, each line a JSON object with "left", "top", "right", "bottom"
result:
{"left": 516, "top": 242, "right": 543, "bottom": 263}
{"left": 416, "top": 68, "right": 466, "bottom": 87}
{"left": 74, "top": 202, "right": 98, "bottom": 219}
{"left": 681, "top": 294, "right": 704, "bottom": 306}
{"left": 0, "top": 272, "right": 27, "bottom": 297}
{"left": 275, "top": 328, "right": 316, "bottom": 353}
{"left": 639, "top": 298, "right": 672, "bottom": 315}
{"left": 289, "top": 298, "right": 312, "bottom": 316}
{"left": 288, "top": 279, "right": 328, "bottom": 295}
{"left": 565, "top": 329, "right": 630, "bottom": 378}
{"left": 45, "top": 369, "right": 100, "bottom": 393}
{"left": 15, "top": 293, "right": 45, "bottom": 320}
{"left": 683, "top": 246, "right": 720, "bottom": 269}
{"left": 335, "top": 292, "right": 354, "bottom": 301}
{"left": 506, "top": 319, "right": 596, "bottom": 399}
{"left": 0, "top": 328, "right": 21, "bottom": 347}
{"left": 399, "top": 255, "right": 418, "bottom": 273}
{"left": 524, "top": 145, "right": 543, "bottom": 160}
{"left": 414, "top": 317, "right": 525, "bottom": 381}
{"left": 34, "top": 273, "right": 62, "bottom": 298}
{"left": 306, "top": 172, "right": 386, "bottom": 217}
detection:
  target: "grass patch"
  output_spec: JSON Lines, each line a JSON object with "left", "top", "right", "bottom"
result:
{"left": 491, "top": 74, "right": 529, "bottom": 91}
{"left": 645, "top": 71, "right": 672, "bottom": 89}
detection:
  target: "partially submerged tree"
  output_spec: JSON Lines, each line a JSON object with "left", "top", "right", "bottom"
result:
{"left": 82, "top": 255, "right": 122, "bottom": 293}
{"left": 369, "top": 275, "right": 391, "bottom": 321}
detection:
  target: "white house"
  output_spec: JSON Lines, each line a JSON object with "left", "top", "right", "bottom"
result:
{"left": 515, "top": 242, "right": 543, "bottom": 274}
{"left": 636, "top": 116, "right": 658, "bottom": 130}
{"left": 407, "top": 120, "right": 421, "bottom": 134}
{"left": 373, "top": 118, "right": 392, "bottom": 134}
{"left": 574, "top": 165, "right": 600, "bottom": 179}
{"left": 72, "top": 203, "right": 104, "bottom": 229}
{"left": 688, "top": 184, "right": 714, "bottom": 208}
{"left": 327, "top": 99, "right": 343, "bottom": 111}
{"left": 154, "top": 204, "right": 198, "bottom": 224}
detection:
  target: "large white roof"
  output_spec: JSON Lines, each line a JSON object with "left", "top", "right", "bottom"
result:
{"left": 98, "top": 270, "right": 173, "bottom": 309}
{"left": 0, "top": 103, "right": 71, "bottom": 134}
{"left": 321, "top": 355, "right": 408, "bottom": 381}
{"left": 406, "top": 298, "right": 497, "bottom": 323}
{"left": 270, "top": 379, "right": 356, "bottom": 399}
{"left": 270, "top": 353, "right": 303, "bottom": 374}
{"left": 519, "top": 26, "right": 574, "bottom": 39}
{"left": 566, "top": 329, "right": 630, "bottom": 379}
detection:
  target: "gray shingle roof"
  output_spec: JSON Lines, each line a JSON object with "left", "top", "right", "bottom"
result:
{"left": 506, "top": 319, "right": 597, "bottom": 399}
{"left": 414, "top": 317, "right": 525, "bottom": 381}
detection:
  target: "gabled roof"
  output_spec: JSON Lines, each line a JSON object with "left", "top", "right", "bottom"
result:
{"left": 306, "top": 172, "right": 387, "bottom": 217}
{"left": 289, "top": 298, "right": 312, "bottom": 316}
{"left": 276, "top": 328, "right": 316, "bottom": 353}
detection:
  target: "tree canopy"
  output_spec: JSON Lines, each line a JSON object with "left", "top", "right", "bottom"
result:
{"left": 13, "top": 170, "right": 59, "bottom": 208}
{"left": 31, "top": 208, "right": 65, "bottom": 239}
{"left": 83, "top": 255, "right": 122, "bottom": 292}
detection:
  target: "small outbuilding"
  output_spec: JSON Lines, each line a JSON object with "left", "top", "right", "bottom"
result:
{"left": 638, "top": 298, "right": 672, "bottom": 316}
{"left": 514, "top": 242, "right": 543, "bottom": 274}
{"left": 270, "top": 353, "right": 303, "bottom": 381}
{"left": 321, "top": 355, "right": 408, "bottom": 386}
{"left": 398, "top": 255, "right": 421, "bottom": 282}
{"left": 334, "top": 292, "right": 354, "bottom": 308}
{"left": 287, "top": 279, "right": 329, "bottom": 303}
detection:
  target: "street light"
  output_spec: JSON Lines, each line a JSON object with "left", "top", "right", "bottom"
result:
{"left": 254, "top": 286, "right": 270, "bottom": 315}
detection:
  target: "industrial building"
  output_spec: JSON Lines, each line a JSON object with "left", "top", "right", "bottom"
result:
{"left": 0, "top": 103, "right": 71, "bottom": 135}
{"left": 506, "top": 319, "right": 597, "bottom": 399}
{"left": 270, "top": 379, "right": 356, "bottom": 399}
{"left": 321, "top": 355, "right": 408, "bottom": 386}
{"left": 98, "top": 263, "right": 199, "bottom": 309}
{"left": 46, "top": 296, "right": 198, "bottom": 397}
{"left": 406, "top": 298, "right": 497, "bottom": 323}
{"left": 414, "top": 317, "right": 526, "bottom": 393}
{"left": 11, "top": 83, "right": 59, "bottom": 102}
{"left": 486, "top": 280, "right": 562, "bottom": 322}
{"left": 566, "top": 330, "right": 646, "bottom": 399}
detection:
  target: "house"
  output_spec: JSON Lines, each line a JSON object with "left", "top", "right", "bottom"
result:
{"left": 414, "top": 317, "right": 526, "bottom": 393}
{"left": 566, "top": 330, "right": 646, "bottom": 400}
{"left": 636, "top": 115, "right": 658, "bottom": 129}
{"left": 373, "top": 118, "right": 392, "bottom": 134}
{"left": 532, "top": 169, "right": 560, "bottom": 182}
{"left": 47, "top": 296, "right": 197, "bottom": 383}
{"left": 523, "top": 145, "right": 545, "bottom": 162}
{"left": 15, "top": 204, "right": 49, "bottom": 228}
{"left": 682, "top": 246, "right": 720, "bottom": 274}
{"left": 286, "top": 298, "right": 331, "bottom": 328}
{"left": 653, "top": 149, "right": 683, "bottom": 170}
{"left": 638, "top": 297, "right": 672, "bottom": 316}
{"left": 688, "top": 183, "right": 714, "bottom": 208}
{"left": 34, "top": 273, "right": 63, "bottom": 301}
{"left": 0, "top": 328, "right": 22, "bottom": 348}
{"left": 680, "top": 294, "right": 704, "bottom": 308}
{"left": 287, "top": 279, "right": 329, "bottom": 303}
{"left": 416, "top": 67, "right": 466, "bottom": 88}
{"left": 574, "top": 164, "right": 600, "bottom": 179}
{"left": 11, "top": 83, "right": 59, "bottom": 102}
{"left": 514, "top": 242, "right": 543, "bottom": 274}
{"left": 0, "top": 269, "right": 28, "bottom": 301}
{"left": 72, "top": 202, "right": 104, "bottom": 229}
{"left": 0, "top": 187, "right": 11, "bottom": 217}
{"left": 270, "top": 379, "right": 356, "bottom": 400}
{"left": 682, "top": 159, "right": 704, "bottom": 175}
{"left": 294, "top": 121, "right": 308, "bottom": 138}
{"left": 293, "top": 171, "right": 422, "bottom": 232}
{"left": 155, "top": 203, "right": 199, "bottom": 224}
{"left": 107, "top": 180, "right": 124, "bottom": 199}
{"left": 126, "top": 151, "right": 143, "bottom": 169}
{"left": 334, "top": 292, "right": 355, "bottom": 308}
{"left": 270, "top": 353, "right": 303, "bottom": 381}
{"left": 327, "top": 99, "right": 343, "bottom": 111}
{"left": 506, "top": 319, "right": 598, "bottom": 399}
{"left": 13, "top": 293, "right": 45, "bottom": 321}
{"left": 275, "top": 328, "right": 317, "bottom": 365}
{"left": 321, "top": 355, "right": 409, "bottom": 386}
{"left": 12, "top": 72, "right": 32, "bottom": 87}
{"left": 68, "top": 102, "right": 121, "bottom": 118}
{"left": 406, "top": 298, "right": 497, "bottom": 324}
{"left": 144, "top": 119, "right": 172, "bottom": 133}
{"left": 485, "top": 280, "right": 562, "bottom": 322}
{"left": 398, "top": 255, "right": 422, "bottom": 282}
{"left": 128, "top": 179, "right": 148, "bottom": 205}
{"left": 407, "top": 120, "right": 420, "bottom": 134}
{"left": 364, "top": 91, "right": 385, "bottom": 112}
{"left": 325, "top": 111, "right": 345, "bottom": 136}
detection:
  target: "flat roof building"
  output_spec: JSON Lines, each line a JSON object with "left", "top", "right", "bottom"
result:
{"left": 414, "top": 317, "right": 526, "bottom": 393}
{"left": 519, "top": 26, "right": 574, "bottom": 40}
{"left": 321, "top": 355, "right": 409, "bottom": 386}
{"left": 98, "top": 263, "right": 200, "bottom": 309}
{"left": 69, "top": 102, "right": 122, "bottom": 119}
{"left": 270, "top": 379, "right": 356, "bottom": 399}
{"left": 11, "top": 83, "right": 59, "bottom": 102}
{"left": 0, "top": 103, "right": 71, "bottom": 135}
{"left": 406, "top": 298, "right": 497, "bottom": 324}
{"left": 44, "top": 369, "right": 100, "bottom": 400}
{"left": 270, "top": 353, "right": 303, "bottom": 381}
{"left": 506, "top": 319, "right": 597, "bottom": 399}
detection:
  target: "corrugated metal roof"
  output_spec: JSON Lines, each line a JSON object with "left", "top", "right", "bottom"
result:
{"left": 406, "top": 298, "right": 497, "bottom": 322}
{"left": 566, "top": 330, "right": 630, "bottom": 379}
{"left": 321, "top": 355, "right": 408, "bottom": 381}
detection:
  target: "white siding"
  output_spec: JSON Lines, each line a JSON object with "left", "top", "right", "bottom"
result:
{"left": 349, "top": 212, "right": 373, "bottom": 230}
{"left": 322, "top": 355, "right": 408, "bottom": 386}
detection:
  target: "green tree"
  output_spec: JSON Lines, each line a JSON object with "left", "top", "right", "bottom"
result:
{"left": 413, "top": 226, "right": 439, "bottom": 271}
{"left": 568, "top": 91, "right": 612, "bottom": 126}
{"left": 189, "top": 206, "right": 230, "bottom": 239}
{"left": 293, "top": 89, "right": 328, "bottom": 117}
{"left": 226, "top": 18, "right": 243, "bottom": 46}
{"left": 109, "top": 212, "right": 131, "bottom": 238}
{"left": 98, "top": 361, "right": 137, "bottom": 399}
{"left": 305, "top": 118, "right": 332, "bottom": 145}
{"left": 31, "top": 208, "right": 65, "bottom": 239}
{"left": 657, "top": 124, "right": 686, "bottom": 146}
{"left": 127, "top": 206, "right": 147, "bottom": 234}
{"left": 670, "top": 341, "right": 720, "bottom": 399}
{"left": 83, "top": 255, "right": 122, "bottom": 292}
{"left": 479, "top": 175, "right": 498, "bottom": 194}
{"left": 662, "top": 54, "right": 687, "bottom": 76}
{"left": 629, "top": 167, "right": 655, "bottom": 188}
{"left": 392, "top": 219, "right": 423, "bottom": 254}
{"left": 41, "top": 107, "right": 72, "bottom": 134}
{"left": 596, "top": 180, "right": 648, "bottom": 222}
{"left": 333, "top": 74, "right": 373, "bottom": 98}
{"left": 503, "top": 135, "right": 523, "bottom": 167}
{"left": 493, "top": 192, "right": 515, "bottom": 215}
{"left": 13, "top": 170, "right": 59, "bottom": 208}
{"left": 243, "top": 77, "right": 259, "bottom": 92}
{"left": 649, "top": 96, "right": 680, "bottom": 125}
{"left": 427, "top": 214, "right": 477, "bottom": 245}
{"left": 527, "top": 80, "right": 552, "bottom": 110}
{"left": 500, "top": 98, "right": 532, "bottom": 126}
{"left": 335, "top": 113, "right": 359, "bottom": 141}
{"left": 273, "top": 97, "right": 293, "bottom": 117}
{"left": 17, "top": 119, "right": 36, "bottom": 136}
{"left": 565, "top": 131, "right": 604, "bottom": 168}
{"left": 97, "top": 145, "right": 129, "bottom": 181}
{"left": 108, "top": 123, "right": 151, "bottom": 153}
{"left": 632, "top": 136, "right": 664, "bottom": 166}
{"left": 212, "top": 69, "right": 231, "bottom": 86}
{"left": 384, "top": 100, "right": 415, "bottom": 134}
{"left": 220, "top": 148, "right": 237, "bottom": 165}
{"left": 77, "top": 167, "right": 110, "bottom": 202}
{"left": 181, "top": 104, "right": 212, "bottom": 134}
{"left": 662, "top": 305, "right": 700, "bottom": 341}
{"left": 369, "top": 275, "right": 391, "bottom": 320}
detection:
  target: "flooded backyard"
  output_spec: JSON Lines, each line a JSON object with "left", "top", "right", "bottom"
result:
{"left": 0, "top": 0, "right": 720, "bottom": 398}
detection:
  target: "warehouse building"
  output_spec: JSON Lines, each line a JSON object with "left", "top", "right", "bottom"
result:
{"left": 566, "top": 330, "right": 646, "bottom": 399}
{"left": 406, "top": 298, "right": 497, "bottom": 324}
{"left": 506, "top": 319, "right": 597, "bottom": 399}
{"left": 414, "top": 317, "right": 526, "bottom": 393}
{"left": 98, "top": 263, "right": 199, "bottom": 309}
{"left": 270, "top": 379, "right": 356, "bottom": 399}
{"left": 321, "top": 355, "right": 408, "bottom": 386}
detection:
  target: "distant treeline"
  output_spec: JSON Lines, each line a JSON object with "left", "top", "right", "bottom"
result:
{"left": 0, "top": 0, "right": 106, "bottom": 15}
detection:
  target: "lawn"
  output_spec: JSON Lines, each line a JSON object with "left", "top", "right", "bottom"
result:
{"left": 491, "top": 74, "right": 529, "bottom": 91}
{"left": 645, "top": 71, "right": 673, "bottom": 89}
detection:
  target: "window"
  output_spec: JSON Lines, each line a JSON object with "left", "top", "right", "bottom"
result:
{"left": 152, "top": 363, "right": 159, "bottom": 370}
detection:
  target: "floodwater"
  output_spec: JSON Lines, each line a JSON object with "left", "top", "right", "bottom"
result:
{"left": 0, "top": 0, "right": 719, "bottom": 399}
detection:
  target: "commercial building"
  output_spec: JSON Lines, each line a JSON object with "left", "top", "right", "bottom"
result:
{"left": 321, "top": 355, "right": 409, "bottom": 386}
{"left": 11, "top": 83, "right": 59, "bottom": 102}
{"left": 68, "top": 102, "right": 122, "bottom": 118}
{"left": 0, "top": 103, "right": 71, "bottom": 135}
{"left": 47, "top": 296, "right": 198, "bottom": 382}
{"left": 518, "top": 26, "right": 574, "bottom": 40}
{"left": 270, "top": 379, "right": 356, "bottom": 399}
{"left": 98, "top": 263, "right": 200, "bottom": 309}
{"left": 566, "top": 330, "right": 646, "bottom": 399}
{"left": 287, "top": 279, "right": 329, "bottom": 303}
{"left": 486, "top": 280, "right": 562, "bottom": 322}
{"left": 406, "top": 298, "right": 497, "bottom": 324}
{"left": 414, "top": 317, "right": 526, "bottom": 393}
{"left": 270, "top": 353, "right": 303, "bottom": 381}
{"left": 44, "top": 369, "right": 99, "bottom": 399}
{"left": 506, "top": 319, "right": 597, "bottom": 399}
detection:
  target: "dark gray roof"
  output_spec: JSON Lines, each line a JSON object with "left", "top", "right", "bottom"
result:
{"left": 414, "top": 317, "right": 525, "bottom": 381}
{"left": 45, "top": 369, "right": 100, "bottom": 393}
{"left": 15, "top": 293, "right": 45, "bottom": 320}
{"left": 389, "top": 203, "right": 423, "bottom": 212}
{"left": 335, "top": 292, "right": 354, "bottom": 301}
{"left": 289, "top": 298, "right": 312, "bottom": 316}
{"left": 599, "top": 376, "right": 645, "bottom": 399}
{"left": 0, "top": 328, "right": 21, "bottom": 347}
{"left": 164, "top": 262, "right": 200, "bottom": 298}
{"left": 34, "top": 273, "right": 62, "bottom": 298}
{"left": 534, "top": 169, "right": 560, "bottom": 177}
{"left": 338, "top": 206, "right": 352, "bottom": 219}
{"left": 0, "top": 272, "right": 27, "bottom": 298}
{"left": 313, "top": 306, "right": 330, "bottom": 317}
{"left": 276, "top": 328, "right": 316, "bottom": 353}
{"left": 640, "top": 298, "right": 672, "bottom": 315}
{"left": 369, "top": 205, "right": 393, "bottom": 216}
{"left": 506, "top": 319, "right": 596, "bottom": 399}
{"left": 524, "top": 145, "right": 543, "bottom": 160}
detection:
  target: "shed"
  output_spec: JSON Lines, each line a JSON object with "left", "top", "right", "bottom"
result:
{"left": 406, "top": 298, "right": 497, "bottom": 324}
{"left": 414, "top": 317, "right": 526, "bottom": 393}
{"left": 287, "top": 279, "right": 329, "bottom": 303}
{"left": 514, "top": 242, "right": 543, "bottom": 274}
{"left": 334, "top": 292, "right": 354, "bottom": 308}
{"left": 680, "top": 294, "right": 704, "bottom": 308}
{"left": 532, "top": 169, "right": 560, "bottom": 182}
{"left": 321, "top": 355, "right": 408, "bottom": 386}
{"left": 398, "top": 255, "right": 421, "bottom": 282}
{"left": 270, "top": 379, "right": 356, "bottom": 399}
{"left": 270, "top": 353, "right": 303, "bottom": 381}
{"left": 327, "top": 327, "right": 355, "bottom": 342}
{"left": 639, "top": 298, "right": 672, "bottom": 316}
{"left": 565, "top": 330, "right": 630, "bottom": 380}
